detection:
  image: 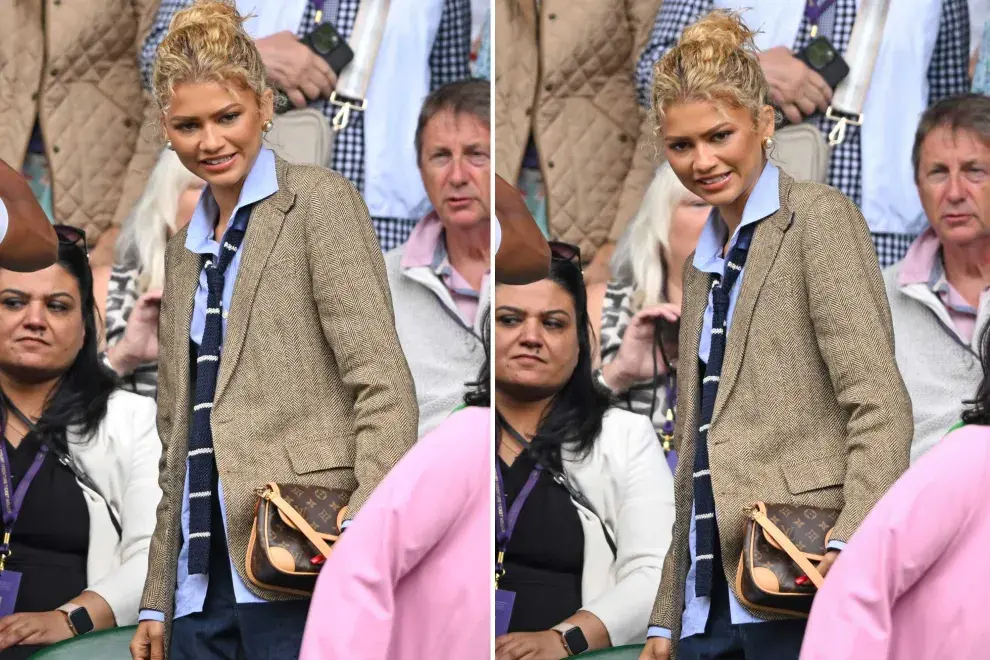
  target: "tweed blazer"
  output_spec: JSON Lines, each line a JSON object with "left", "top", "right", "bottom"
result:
{"left": 648, "top": 172, "right": 913, "bottom": 651}
{"left": 140, "top": 156, "right": 419, "bottom": 635}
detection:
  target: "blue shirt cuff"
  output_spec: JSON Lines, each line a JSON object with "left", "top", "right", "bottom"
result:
{"left": 647, "top": 626, "right": 671, "bottom": 639}
{"left": 340, "top": 520, "right": 350, "bottom": 530}
{"left": 826, "top": 540, "right": 846, "bottom": 551}
{"left": 139, "top": 609, "right": 166, "bottom": 623}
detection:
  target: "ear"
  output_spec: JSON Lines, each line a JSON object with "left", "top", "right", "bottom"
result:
{"left": 758, "top": 104, "right": 776, "bottom": 140}
{"left": 260, "top": 88, "right": 275, "bottom": 124}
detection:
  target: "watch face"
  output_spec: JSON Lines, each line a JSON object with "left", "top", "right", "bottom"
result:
{"left": 68, "top": 608, "right": 95, "bottom": 635}
{"left": 563, "top": 627, "right": 589, "bottom": 655}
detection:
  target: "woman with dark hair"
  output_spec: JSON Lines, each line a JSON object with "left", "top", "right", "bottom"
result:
{"left": 494, "top": 248, "right": 674, "bottom": 659}
{"left": 0, "top": 227, "right": 160, "bottom": 659}
{"left": 801, "top": 319, "right": 990, "bottom": 659}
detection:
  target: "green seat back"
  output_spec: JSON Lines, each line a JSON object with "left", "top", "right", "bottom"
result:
{"left": 30, "top": 625, "right": 137, "bottom": 659}
{"left": 583, "top": 644, "right": 646, "bottom": 658}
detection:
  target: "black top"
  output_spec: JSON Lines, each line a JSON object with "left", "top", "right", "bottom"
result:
{"left": 497, "top": 452, "right": 584, "bottom": 633}
{"left": 5, "top": 434, "right": 89, "bottom": 613}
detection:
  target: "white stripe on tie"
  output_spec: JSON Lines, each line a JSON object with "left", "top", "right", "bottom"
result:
{"left": 188, "top": 448, "right": 213, "bottom": 457}
{"left": 711, "top": 328, "right": 724, "bottom": 335}
{"left": 727, "top": 261, "right": 742, "bottom": 271}
{"left": 189, "top": 491, "right": 211, "bottom": 498}
{"left": 206, "top": 308, "right": 221, "bottom": 315}
{"left": 699, "top": 424, "right": 711, "bottom": 433}
{"left": 188, "top": 532, "right": 211, "bottom": 539}
{"left": 703, "top": 376, "right": 720, "bottom": 383}
{"left": 224, "top": 242, "right": 237, "bottom": 252}
{"left": 695, "top": 513, "right": 714, "bottom": 520}
{"left": 197, "top": 355, "right": 219, "bottom": 363}
{"left": 696, "top": 554, "right": 714, "bottom": 561}
{"left": 693, "top": 469, "right": 710, "bottom": 478}
{"left": 194, "top": 402, "right": 213, "bottom": 411}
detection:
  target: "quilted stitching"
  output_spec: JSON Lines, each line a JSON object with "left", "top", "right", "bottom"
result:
{"left": 495, "top": 0, "right": 662, "bottom": 259}
{"left": 0, "top": 0, "right": 155, "bottom": 243}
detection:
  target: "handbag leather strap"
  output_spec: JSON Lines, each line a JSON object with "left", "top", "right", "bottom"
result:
{"left": 750, "top": 506, "right": 825, "bottom": 589}
{"left": 264, "top": 485, "right": 334, "bottom": 559}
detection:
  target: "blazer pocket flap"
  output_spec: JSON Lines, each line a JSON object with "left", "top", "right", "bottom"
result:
{"left": 286, "top": 443, "right": 354, "bottom": 475}
{"left": 783, "top": 455, "right": 845, "bottom": 495}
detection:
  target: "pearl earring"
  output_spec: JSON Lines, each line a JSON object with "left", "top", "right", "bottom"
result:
{"left": 262, "top": 119, "right": 273, "bottom": 133}
{"left": 762, "top": 136, "right": 775, "bottom": 150}
{"left": 165, "top": 140, "right": 174, "bottom": 151}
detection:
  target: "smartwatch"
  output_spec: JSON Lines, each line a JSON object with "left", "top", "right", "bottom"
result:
{"left": 552, "top": 623, "right": 589, "bottom": 656}
{"left": 57, "top": 603, "right": 95, "bottom": 636}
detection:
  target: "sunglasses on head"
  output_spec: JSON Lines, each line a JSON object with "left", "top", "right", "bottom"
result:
{"left": 548, "top": 241, "right": 581, "bottom": 267}
{"left": 54, "top": 225, "right": 88, "bottom": 260}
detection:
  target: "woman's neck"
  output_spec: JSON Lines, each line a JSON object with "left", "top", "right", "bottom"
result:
{"left": 495, "top": 390, "right": 551, "bottom": 439}
{"left": 718, "top": 160, "right": 767, "bottom": 251}
{"left": 210, "top": 182, "right": 245, "bottom": 241}
{"left": 446, "top": 221, "right": 491, "bottom": 292}
{"left": 0, "top": 371, "right": 59, "bottom": 421}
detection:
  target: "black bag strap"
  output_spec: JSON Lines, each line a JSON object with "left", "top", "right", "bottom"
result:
{"left": 3, "top": 397, "right": 123, "bottom": 539}
{"left": 496, "top": 412, "right": 618, "bottom": 559}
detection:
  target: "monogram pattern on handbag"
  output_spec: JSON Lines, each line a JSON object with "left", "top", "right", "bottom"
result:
{"left": 246, "top": 483, "right": 352, "bottom": 595}
{"left": 738, "top": 502, "right": 840, "bottom": 616}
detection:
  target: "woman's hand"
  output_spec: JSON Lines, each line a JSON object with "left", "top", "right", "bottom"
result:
{"left": 495, "top": 631, "right": 568, "bottom": 660}
{"left": 0, "top": 611, "right": 73, "bottom": 650}
{"left": 107, "top": 289, "right": 163, "bottom": 376}
{"left": 817, "top": 550, "right": 841, "bottom": 578}
{"left": 639, "top": 637, "right": 671, "bottom": 660}
{"left": 130, "top": 620, "right": 166, "bottom": 660}
{"left": 602, "top": 303, "right": 681, "bottom": 394}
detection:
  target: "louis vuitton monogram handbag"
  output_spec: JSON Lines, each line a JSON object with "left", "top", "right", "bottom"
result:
{"left": 736, "top": 501, "right": 840, "bottom": 617}
{"left": 246, "top": 482, "right": 351, "bottom": 596}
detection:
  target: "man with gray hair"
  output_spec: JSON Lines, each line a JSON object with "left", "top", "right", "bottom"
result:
{"left": 385, "top": 79, "right": 490, "bottom": 437}
{"left": 886, "top": 93, "right": 990, "bottom": 462}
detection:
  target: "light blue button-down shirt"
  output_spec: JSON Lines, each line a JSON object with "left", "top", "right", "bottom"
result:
{"left": 648, "top": 164, "right": 846, "bottom": 641}
{"left": 139, "top": 149, "right": 279, "bottom": 623}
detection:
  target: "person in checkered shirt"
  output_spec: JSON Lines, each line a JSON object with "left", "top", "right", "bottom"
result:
{"left": 637, "top": 0, "right": 971, "bottom": 268}
{"left": 141, "top": 0, "right": 473, "bottom": 252}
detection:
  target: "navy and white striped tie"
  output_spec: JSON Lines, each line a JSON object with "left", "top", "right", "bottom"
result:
{"left": 187, "top": 214, "right": 247, "bottom": 575}
{"left": 693, "top": 222, "right": 756, "bottom": 597}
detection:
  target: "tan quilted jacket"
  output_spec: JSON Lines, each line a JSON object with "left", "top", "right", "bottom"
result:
{"left": 649, "top": 172, "right": 913, "bottom": 654}
{"left": 0, "top": 0, "right": 161, "bottom": 245}
{"left": 494, "top": 0, "right": 662, "bottom": 260}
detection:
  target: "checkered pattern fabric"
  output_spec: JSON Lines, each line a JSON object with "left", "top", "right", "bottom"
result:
{"left": 872, "top": 232, "right": 918, "bottom": 269}
{"left": 186, "top": 212, "right": 248, "bottom": 574}
{"left": 141, "top": 0, "right": 472, "bottom": 252}
{"left": 693, "top": 222, "right": 757, "bottom": 596}
{"left": 635, "top": 0, "right": 970, "bottom": 216}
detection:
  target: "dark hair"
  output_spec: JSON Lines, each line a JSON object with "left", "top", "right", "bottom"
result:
{"left": 414, "top": 79, "right": 491, "bottom": 166}
{"left": 912, "top": 93, "right": 990, "bottom": 182}
{"left": 963, "top": 319, "right": 990, "bottom": 425}
{"left": 2, "top": 243, "right": 116, "bottom": 451}
{"left": 463, "top": 307, "right": 491, "bottom": 407}
{"left": 497, "top": 259, "right": 612, "bottom": 469}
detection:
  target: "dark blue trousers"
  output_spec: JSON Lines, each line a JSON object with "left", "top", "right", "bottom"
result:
{"left": 170, "top": 472, "right": 310, "bottom": 660}
{"left": 678, "top": 533, "right": 807, "bottom": 660}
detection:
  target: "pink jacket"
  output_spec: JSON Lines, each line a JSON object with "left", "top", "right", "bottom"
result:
{"left": 801, "top": 425, "right": 990, "bottom": 659}
{"left": 300, "top": 406, "right": 491, "bottom": 660}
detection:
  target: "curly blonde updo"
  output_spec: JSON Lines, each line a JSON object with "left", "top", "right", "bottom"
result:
{"left": 651, "top": 10, "right": 772, "bottom": 132}
{"left": 151, "top": 0, "right": 269, "bottom": 114}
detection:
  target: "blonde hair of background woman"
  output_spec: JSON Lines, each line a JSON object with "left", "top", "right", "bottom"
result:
{"left": 116, "top": 149, "right": 202, "bottom": 293}
{"left": 610, "top": 164, "right": 695, "bottom": 309}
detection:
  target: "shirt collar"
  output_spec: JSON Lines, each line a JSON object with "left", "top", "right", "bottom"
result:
{"left": 693, "top": 162, "right": 780, "bottom": 274}
{"left": 401, "top": 211, "right": 444, "bottom": 269}
{"left": 185, "top": 148, "right": 279, "bottom": 254}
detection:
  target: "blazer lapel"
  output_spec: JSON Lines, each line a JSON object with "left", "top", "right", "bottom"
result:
{"left": 171, "top": 238, "right": 201, "bottom": 411}
{"left": 677, "top": 261, "right": 708, "bottom": 448}
{"left": 711, "top": 194, "right": 794, "bottom": 428}
{"left": 214, "top": 162, "right": 296, "bottom": 401}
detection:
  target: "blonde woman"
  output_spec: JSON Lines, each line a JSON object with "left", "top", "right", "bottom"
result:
{"left": 128, "top": 2, "right": 418, "bottom": 658}
{"left": 96, "top": 150, "right": 205, "bottom": 398}
{"left": 587, "top": 165, "right": 708, "bottom": 468}
{"left": 639, "top": 10, "right": 911, "bottom": 660}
